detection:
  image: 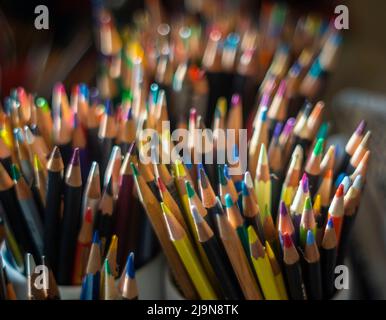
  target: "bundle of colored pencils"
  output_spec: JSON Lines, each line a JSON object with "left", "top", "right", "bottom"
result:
{"left": 0, "top": 2, "right": 370, "bottom": 301}
{"left": 0, "top": 85, "right": 153, "bottom": 299}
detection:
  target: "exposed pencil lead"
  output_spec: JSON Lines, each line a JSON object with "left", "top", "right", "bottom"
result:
{"left": 92, "top": 231, "right": 100, "bottom": 244}
{"left": 185, "top": 180, "right": 195, "bottom": 198}
{"left": 224, "top": 193, "right": 234, "bottom": 208}
{"left": 306, "top": 229, "right": 315, "bottom": 245}
{"left": 126, "top": 252, "right": 135, "bottom": 278}
{"left": 280, "top": 201, "right": 288, "bottom": 216}
{"left": 313, "top": 138, "right": 324, "bottom": 156}
{"left": 70, "top": 148, "right": 80, "bottom": 166}
{"left": 301, "top": 173, "right": 309, "bottom": 193}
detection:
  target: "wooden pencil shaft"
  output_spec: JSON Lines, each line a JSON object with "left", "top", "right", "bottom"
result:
{"left": 215, "top": 214, "right": 262, "bottom": 300}
{"left": 135, "top": 176, "right": 198, "bottom": 299}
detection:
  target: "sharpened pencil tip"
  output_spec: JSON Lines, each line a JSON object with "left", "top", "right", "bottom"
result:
{"left": 160, "top": 202, "right": 171, "bottom": 216}
{"left": 104, "top": 259, "right": 112, "bottom": 275}
{"left": 90, "top": 161, "right": 99, "bottom": 176}
{"left": 313, "top": 194, "right": 321, "bottom": 212}
{"left": 217, "top": 164, "right": 226, "bottom": 185}
{"left": 92, "top": 231, "right": 100, "bottom": 244}
{"left": 353, "top": 175, "right": 362, "bottom": 190}
{"left": 260, "top": 107, "right": 268, "bottom": 121}
{"left": 185, "top": 180, "right": 195, "bottom": 198}
{"left": 174, "top": 159, "right": 186, "bottom": 177}
{"left": 52, "top": 146, "right": 61, "bottom": 159}
{"left": 191, "top": 205, "right": 202, "bottom": 224}
{"left": 306, "top": 230, "right": 315, "bottom": 245}
{"left": 70, "top": 148, "right": 80, "bottom": 166}
{"left": 280, "top": 201, "right": 288, "bottom": 216}
{"left": 336, "top": 184, "right": 344, "bottom": 197}
{"left": 126, "top": 252, "right": 135, "bottom": 278}
{"left": 313, "top": 138, "right": 324, "bottom": 156}
{"left": 317, "top": 122, "right": 329, "bottom": 139}
{"left": 224, "top": 193, "right": 233, "bottom": 208}
{"left": 247, "top": 225, "right": 258, "bottom": 243}
{"left": 327, "top": 217, "right": 334, "bottom": 229}
{"left": 24, "top": 126, "right": 34, "bottom": 144}
{"left": 335, "top": 172, "right": 345, "bottom": 187}
{"left": 341, "top": 176, "right": 351, "bottom": 194}
{"left": 273, "top": 122, "right": 283, "bottom": 139}
{"left": 155, "top": 176, "right": 165, "bottom": 192}
{"left": 301, "top": 173, "right": 309, "bottom": 193}
{"left": 258, "top": 143, "right": 268, "bottom": 165}
{"left": 231, "top": 93, "right": 240, "bottom": 106}
{"left": 130, "top": 162, "right": 139, "bottom": 176}
{"left": 11, "top": 163, "right": 21, "bottom": 181}
{"left": 304, "top": 196, "right": 312, "bottom": 210}
{"left": 355, "top": 120, "right": 366, "bottom": 135}
{"left": 85, "top": 207, "right": 93, "bottom": 223}
{"left": 241, "top": 181, "right": 249, "bottom": 196}
{"left": 223, "top": 164, "right": 230, "bottom": 179}
{"left": 105, "top": 99, "right": 113, "bottom": 115}
{"left": 282, "top": 233, "right": 293, "bottom": 248}
{"left": 244, "top": 171, "right": 253, "bottom": 188}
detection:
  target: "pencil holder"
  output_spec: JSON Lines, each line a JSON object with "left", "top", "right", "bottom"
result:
{"left": 1, "top": 242, "right": 166, "bottom": 299}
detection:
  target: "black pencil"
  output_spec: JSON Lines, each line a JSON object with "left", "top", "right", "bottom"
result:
{"left": 0, "top": 162, "right": 32, "bottom": 258}
{"left": 191, "top": 205, "right": 243, "bottom": 300}
{"left": 321, "top": 217, "right": 337, "bottom": 299}
{"left": 98, "top": 99, "right": 116, "bottom": 181}
{"left": 335, "top": 120, "right": 366, "bottom": 177}
{"left": 95, "top": 176, "right": 114, "bottom": 255}
{"left": 282, "top": 233, "right": 307, "bottom": 300}
{"left": 44, "top": 146, "right": 64, "bottom": 274}
{"left": 305, "top": 138, "right": 323, "bottom": 198}
{"left": 241, "top": 178, "right": 265, "bottom": 244}
{"left": 304, "top": 230, "right": 322, "bottom": 300}
{"left": 268, "top": 122, "right": 284, "bottom": 220}
{"left": 57, "top": 148, "right": 83, "bottom": 284}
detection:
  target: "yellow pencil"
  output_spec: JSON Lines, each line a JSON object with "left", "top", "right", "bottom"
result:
{"left": 265, "top": 241, "right": 288, "bottom": 300}
{"left": 248, "top": 226, "right": 282, "bottom": 300}
{"left": 254, "top": 143, "right": 271, "bottom": 222}
{"left": 161, "top": 202, "right": 217, "bottom": 300}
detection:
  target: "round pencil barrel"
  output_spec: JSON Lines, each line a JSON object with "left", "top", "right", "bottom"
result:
{"left": 44, "top": 147, "right": 63, "bottom": 274}
{"left": 0, "top": 162, "right": 36, "bottom": 256}
{"left": 304, "top": 231, "right": 322, "bottom": 300}
{"left": 57, "top": 149, "right": 82, "bottom": 284}
{"left": 282, "top": 233, "right": 307, "bottom": 300}
{"left": 321, "top": 218, "right": 337, "bottom": 299}
{"left": 191, "top": 205, "right": 243, "bottom": 299}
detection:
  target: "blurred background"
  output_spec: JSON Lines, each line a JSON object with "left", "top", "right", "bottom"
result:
{"left": 0, "top": 0, "right": 385, "bottom": 299}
